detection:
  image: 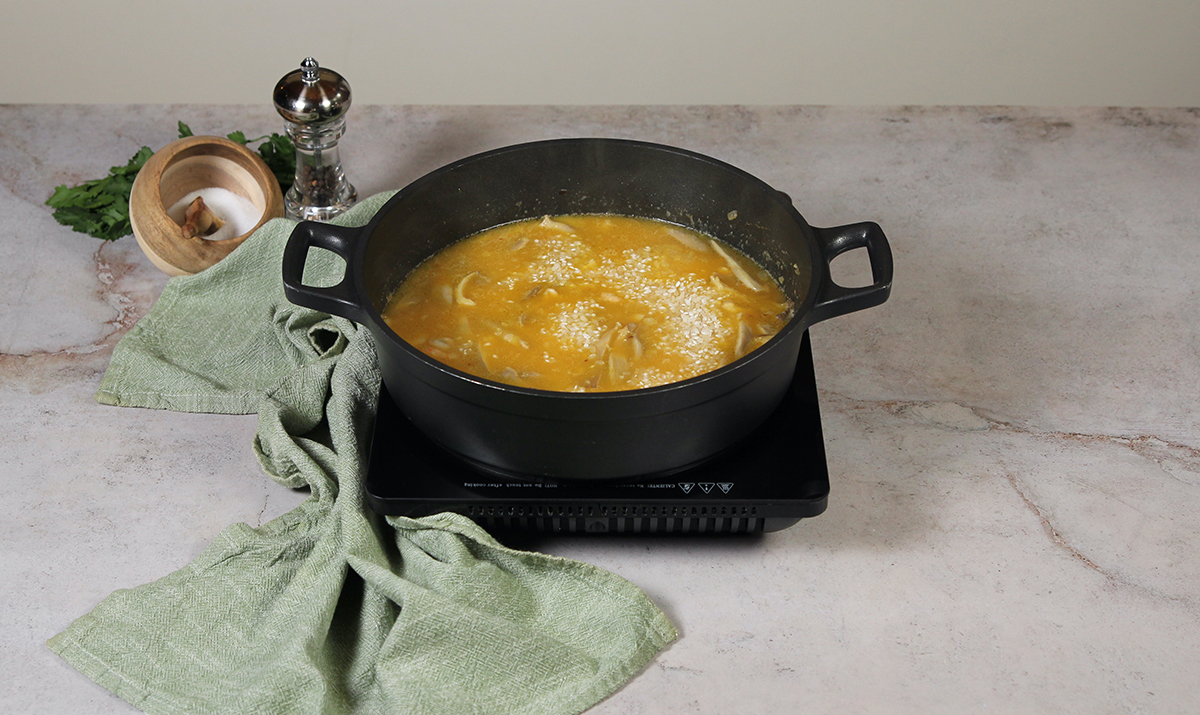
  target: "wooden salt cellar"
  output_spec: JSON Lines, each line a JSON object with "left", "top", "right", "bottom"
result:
{"left": 129, "top": 135, "right": 284, "bottom": 276}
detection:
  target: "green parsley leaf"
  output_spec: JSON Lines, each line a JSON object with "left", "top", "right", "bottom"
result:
{"left": 255, "top": 133, "right": 296, "bottom": 190}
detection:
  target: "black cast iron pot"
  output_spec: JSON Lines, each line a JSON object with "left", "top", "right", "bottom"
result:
{"left": 282, "top": 138, "right": 892, "bottom": 481}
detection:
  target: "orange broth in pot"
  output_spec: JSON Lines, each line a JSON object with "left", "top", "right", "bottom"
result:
{"left": 381, "top": 214, "right": 792, "bottom": 392}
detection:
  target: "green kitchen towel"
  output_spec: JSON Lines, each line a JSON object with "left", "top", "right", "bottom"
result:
{"left": 48, "top": 193, "right": 677, "bottom": 715}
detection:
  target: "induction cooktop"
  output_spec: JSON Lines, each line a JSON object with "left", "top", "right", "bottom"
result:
{"left": 364, "top": 331, "right": 830, "bottom": 534}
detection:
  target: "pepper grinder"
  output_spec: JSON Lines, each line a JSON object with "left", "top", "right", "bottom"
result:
{"left": 273, "top": 57, "right": 357, "bottom": 221}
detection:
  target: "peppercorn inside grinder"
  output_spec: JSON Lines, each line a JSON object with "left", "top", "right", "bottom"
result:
{"left": 273, "top": 58, "right": 358, "bottom": 221}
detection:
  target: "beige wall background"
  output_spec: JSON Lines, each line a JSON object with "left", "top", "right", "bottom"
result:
{"left": 7, "top": 0, "right": 1200, "bottom": 106}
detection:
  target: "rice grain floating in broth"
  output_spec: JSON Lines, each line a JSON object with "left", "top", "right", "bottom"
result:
{"left": 382, "top": 215, "right": 793, "bottom": 392}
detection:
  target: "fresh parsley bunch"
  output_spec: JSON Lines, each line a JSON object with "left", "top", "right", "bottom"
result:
{"left": 45, "top": 121, "right": 295, "bottom": 241}
{"left": 44, "top": 147, "right": 153, "bottom": 241}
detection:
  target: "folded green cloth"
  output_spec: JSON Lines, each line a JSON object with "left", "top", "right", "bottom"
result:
{"left": 49, "top": 193, "right": 676, "bottom": 715}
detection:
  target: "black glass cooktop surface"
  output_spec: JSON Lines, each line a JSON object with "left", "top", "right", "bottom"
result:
{"left": 365, "top": 331, "right": 830, "bottom": 534}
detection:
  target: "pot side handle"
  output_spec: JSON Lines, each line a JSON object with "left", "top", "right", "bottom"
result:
{"left": 282, "top": 220, "right": 368, "bottom": 323}
{"left": 809, "top": 221, "right": 893, "bottom": 324}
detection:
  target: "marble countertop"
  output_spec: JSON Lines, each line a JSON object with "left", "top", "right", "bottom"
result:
{"left": 3, "top": 105, "right": 1198, "bottom": 713}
